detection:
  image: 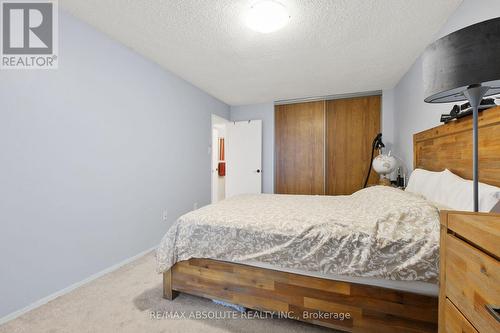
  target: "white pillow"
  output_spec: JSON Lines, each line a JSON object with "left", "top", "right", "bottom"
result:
{"left": 405, "top": 169, "right": 446, "bottom": 203}
{"left": 405, "top": 168, "right": 500, "bottom": 212}
{"left": 440, "top": 169, "right": 500, "bottom": 212}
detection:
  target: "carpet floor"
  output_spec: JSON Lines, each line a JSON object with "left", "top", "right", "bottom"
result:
{"left": 0, "top": 252, "right": 335, "bottom": 333}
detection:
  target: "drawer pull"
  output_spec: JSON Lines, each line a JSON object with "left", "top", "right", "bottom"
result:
{"left": 486, "top": 304, "right": 500, "bottom": 323}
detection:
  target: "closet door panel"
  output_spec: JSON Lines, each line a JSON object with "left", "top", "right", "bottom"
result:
{"left": 326, "top": 96, "right": 381, "bottom": 195}
{"left": 275, "top": 101, "right": 325, "bottom": 194}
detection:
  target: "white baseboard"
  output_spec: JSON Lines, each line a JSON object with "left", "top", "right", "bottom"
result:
{"left": 0, "top": 246, "right": 157, "bottom": 325}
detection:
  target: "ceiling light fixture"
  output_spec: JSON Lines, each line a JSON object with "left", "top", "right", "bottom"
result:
{"left": 246, "top": 1, "right": 290, "bottom": 33}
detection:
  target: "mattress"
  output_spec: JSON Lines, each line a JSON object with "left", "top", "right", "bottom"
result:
{"left": 156, "top": 186, "right": 440, "bottom": 288}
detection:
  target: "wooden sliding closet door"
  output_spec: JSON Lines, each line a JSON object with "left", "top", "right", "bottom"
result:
{"left": 275, "top": 101, "right": 325, "bottom": 195}
{"left": 326, "top": 96, "right": 381, "bottom": 195}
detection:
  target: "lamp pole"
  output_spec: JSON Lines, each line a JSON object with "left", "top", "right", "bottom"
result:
{"left": 463, "top": 84, "right": 490, "bottom": 212}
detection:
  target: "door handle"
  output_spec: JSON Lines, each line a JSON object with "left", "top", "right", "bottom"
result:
{"left": 256, "top": 169, "right": 261, "bottom": 173}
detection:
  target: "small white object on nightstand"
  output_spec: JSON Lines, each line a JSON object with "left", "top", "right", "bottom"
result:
{"left": 372, "top": 151, "right": 397, "bottom": 186}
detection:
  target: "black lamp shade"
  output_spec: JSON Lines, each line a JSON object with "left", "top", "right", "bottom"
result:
{"left": 423, "top": 17, "right": 500, "bottom": 103}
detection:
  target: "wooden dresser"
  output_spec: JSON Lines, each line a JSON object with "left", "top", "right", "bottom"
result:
{"left": 439, "top": 211, "right": 500, "bottom": 333}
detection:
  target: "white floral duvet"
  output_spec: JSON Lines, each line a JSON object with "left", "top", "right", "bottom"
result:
{"left": 156, "top": 186, "right": 440, "bottom": 283}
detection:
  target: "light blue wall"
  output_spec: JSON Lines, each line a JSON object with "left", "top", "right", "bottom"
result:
{"left": 0, "top": 11, "right": 229, "bottom": 318}
{"left": 392, "top": 0, "right": 500, "bottom": 172}
{"left": 381, "top": 89, "right": 395, "bottom": 152}
{"left": 230, "top": 103, "right": 275, "bottom": 193}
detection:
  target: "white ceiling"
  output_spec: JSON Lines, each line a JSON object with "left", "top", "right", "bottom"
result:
{"left": 61, "top": 0, "right": 462, "bottom": 105}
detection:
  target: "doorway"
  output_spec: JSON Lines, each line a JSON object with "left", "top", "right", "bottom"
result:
{"left": 211, "top": 115, "right": 228, "bottom": 204}
{"left": 211, "top": 115, "right": 263, "bottom": 204}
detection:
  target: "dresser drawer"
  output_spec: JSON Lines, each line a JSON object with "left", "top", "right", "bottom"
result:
{"left": 447, "top": 213, "right": 500, "bottom": 257}
{"left": 445, "top": 299, "right": 478, "bottom": 333}
{"left": 445, "top": 234, "right": 500, "bottom": 333}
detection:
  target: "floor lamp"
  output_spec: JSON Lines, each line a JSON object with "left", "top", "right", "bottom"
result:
{"left": 423, "top": 17, "right": 500, "bottom": 212}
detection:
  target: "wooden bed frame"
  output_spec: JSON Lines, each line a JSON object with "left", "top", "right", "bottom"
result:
{"left": 163, "top": 106, "right": 500, "bottom": 333}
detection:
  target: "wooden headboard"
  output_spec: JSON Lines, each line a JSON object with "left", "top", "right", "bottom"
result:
{"left": 413, "top": 106, "right": 500, "bottom": 187}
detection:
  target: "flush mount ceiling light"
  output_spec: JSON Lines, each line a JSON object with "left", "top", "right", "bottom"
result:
{"left": 246, "top": 1, "right": 290, "bottom": 33}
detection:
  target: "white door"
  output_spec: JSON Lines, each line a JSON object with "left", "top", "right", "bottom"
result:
{"left": 225, "top": 120, "right": 262, "bottom": 197}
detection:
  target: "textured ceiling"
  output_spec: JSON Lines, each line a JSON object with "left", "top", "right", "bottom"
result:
{"left": 61, "top": 0, "right": 462, "bottom": 105}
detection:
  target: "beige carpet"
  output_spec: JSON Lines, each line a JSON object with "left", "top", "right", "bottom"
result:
{"left": 0, "top": 252, "right": 335, "bottom": 333}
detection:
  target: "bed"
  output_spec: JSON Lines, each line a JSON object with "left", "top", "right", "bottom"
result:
{"left": 158, "top": 106, "right": 500, "bottom": 333}
{"left": 157, "top": 187, "right": 440, "bottom": 288}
